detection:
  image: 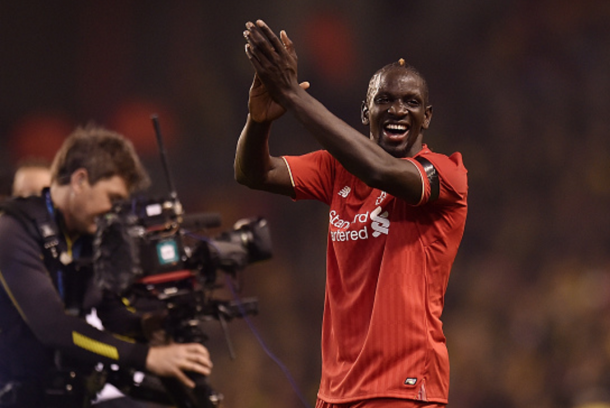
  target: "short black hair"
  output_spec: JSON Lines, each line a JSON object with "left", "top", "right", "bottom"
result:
{"left": 365, "top": 59, "right": 429, "bottom": 106}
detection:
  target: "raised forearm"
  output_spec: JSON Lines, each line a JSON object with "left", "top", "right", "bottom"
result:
{"left": 234, "top": 115, "right": 294, "bottom": 196}
{"left": 234, "top": 115, "right": 273, "bottom": 186}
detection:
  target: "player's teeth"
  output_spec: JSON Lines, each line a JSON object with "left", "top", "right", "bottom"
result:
{"left": 386, "top": 124, "right": 406, "bottom": 131}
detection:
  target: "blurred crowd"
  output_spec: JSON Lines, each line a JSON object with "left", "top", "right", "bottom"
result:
{"left": 442, "top": 2, "right": 610, "bottom": 407}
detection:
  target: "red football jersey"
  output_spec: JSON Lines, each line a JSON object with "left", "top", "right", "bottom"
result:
{"left": 283, "top": 145, "right": 468, "bottom": 404}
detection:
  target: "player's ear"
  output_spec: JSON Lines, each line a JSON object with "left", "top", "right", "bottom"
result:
{"left": 361, "top": 100, "right": 370, "bottom": 126}
{"left": 423, "top": 105, "right": 433, "bottom": 129}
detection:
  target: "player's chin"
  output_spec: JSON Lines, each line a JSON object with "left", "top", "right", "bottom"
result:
{"left": 379, "top": 139, "right": 409, "bottom": 158}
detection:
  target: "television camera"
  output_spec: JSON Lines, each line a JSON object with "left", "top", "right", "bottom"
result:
{"left": 91, "top": 116, "right": 272, "bottom": 408}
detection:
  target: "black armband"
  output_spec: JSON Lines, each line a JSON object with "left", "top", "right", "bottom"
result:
{"left": 414, "top": 157, "right": 439, "bottom": 202}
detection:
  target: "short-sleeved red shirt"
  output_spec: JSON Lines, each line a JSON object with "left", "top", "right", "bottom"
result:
{"left": 283, "top": 145, "right": 468, "bottom": 404}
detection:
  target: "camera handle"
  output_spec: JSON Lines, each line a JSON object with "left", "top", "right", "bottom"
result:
{"left": 160, "top": 374, "right": 222, "bottom": 408}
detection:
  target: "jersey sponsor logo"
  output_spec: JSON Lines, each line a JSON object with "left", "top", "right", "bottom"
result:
{"left": 338, "top": 186, "right": 351, "bottom": 198}
{"left": 330, "top": 225, "right": 369, "bottom": 242}
{"left": 329, "top": 206, "right": 390, "bottom": 242}
{"left": 371, "top": 206, "right": 390, "bottom": 237}
{"left": 329, "top": 210, "right": 351, "bottom": 230}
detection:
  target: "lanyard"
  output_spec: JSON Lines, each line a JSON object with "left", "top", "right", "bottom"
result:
{"left": 43, "top": 190, "right": 70, "bottom": 300}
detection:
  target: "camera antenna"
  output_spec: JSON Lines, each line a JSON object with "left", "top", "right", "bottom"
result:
{"left": 151, "top": 114, "right": 178, "bottom": 201}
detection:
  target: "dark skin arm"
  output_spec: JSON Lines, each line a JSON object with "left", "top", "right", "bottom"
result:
{"left": 235, "top": 64, "right": 310, "bottom": 197}
{"left": 234, "top": 111, "right": 293, "bottom": 197}
{"left": 241, "top": 20, "right": 427, "bottom": 205}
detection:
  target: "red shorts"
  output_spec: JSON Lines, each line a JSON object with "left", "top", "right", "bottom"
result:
{"left": 315, "top": 398, "right": 446, "bottom": 408}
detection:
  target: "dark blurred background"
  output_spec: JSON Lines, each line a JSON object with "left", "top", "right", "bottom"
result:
{"left": 2, "top": 1, "right": 610, "bottom": 407}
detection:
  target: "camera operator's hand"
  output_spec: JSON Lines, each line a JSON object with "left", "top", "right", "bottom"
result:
{"left": 146, "top": 343, "right": 213, "bottom": 388}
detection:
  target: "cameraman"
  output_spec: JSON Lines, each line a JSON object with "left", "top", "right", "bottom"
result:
{"left": 0, "top": 125, "right": 212, "bottom": 407}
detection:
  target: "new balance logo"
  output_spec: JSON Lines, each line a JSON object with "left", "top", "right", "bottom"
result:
{"left": 338, "top": 186, "right": 351, "bottom": 198}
